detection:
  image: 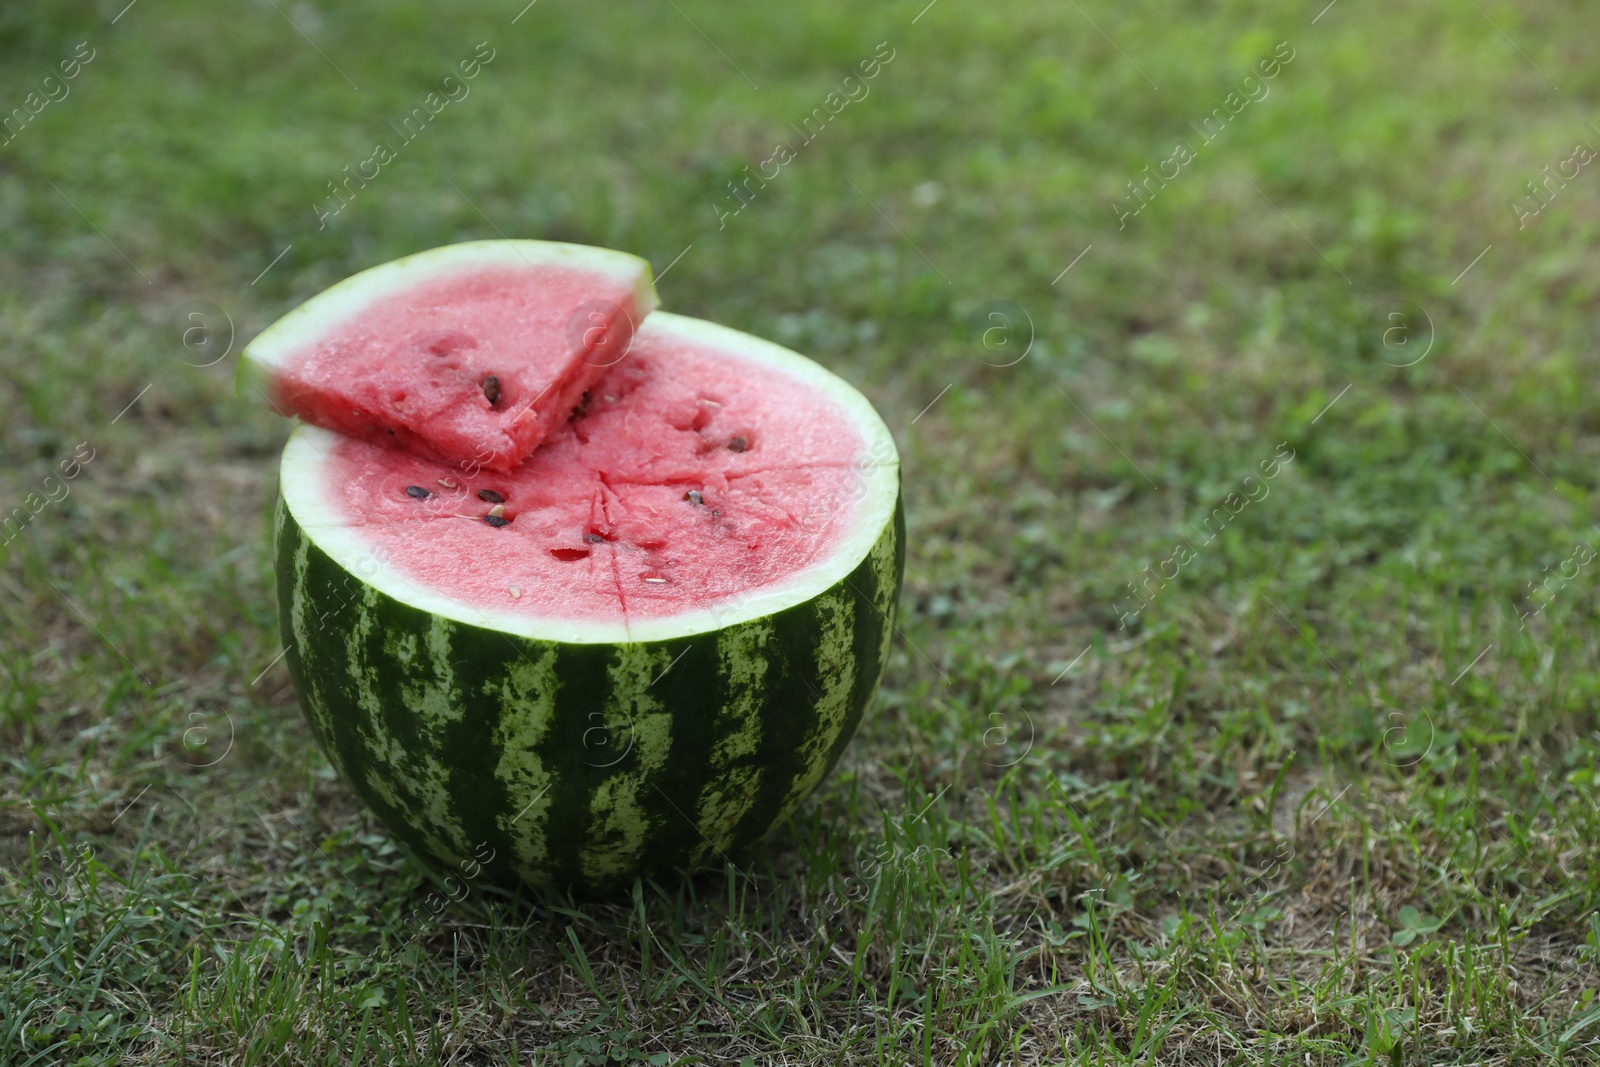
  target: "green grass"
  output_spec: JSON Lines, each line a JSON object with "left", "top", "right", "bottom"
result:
{"left": 3, "top": 0, "right": 1600, "bottom": 1062}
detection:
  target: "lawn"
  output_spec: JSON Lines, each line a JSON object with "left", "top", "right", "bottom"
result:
{"left": 3, "top": 0, "right": 1600, "bottom": 1063}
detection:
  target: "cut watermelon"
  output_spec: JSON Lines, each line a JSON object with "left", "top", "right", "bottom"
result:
{"left": 272, "top": 304, "right": 903, "bottom": 891}
{"left": 241, "top": 241, "right": 658, "bottom": 472}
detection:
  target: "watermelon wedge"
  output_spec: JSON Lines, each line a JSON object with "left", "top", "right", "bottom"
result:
{"left": 241, "top": 241, "right": 658, "bottom": 472}
{"left": 269, "top": 288, "right": 903, "bottom": 891}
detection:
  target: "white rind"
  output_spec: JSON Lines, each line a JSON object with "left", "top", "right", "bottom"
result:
{"left": 239, "top": 239, "right": 659, "bottom": 402}
{"left": 279, "top": 311, "right": 900, "bottom": 646}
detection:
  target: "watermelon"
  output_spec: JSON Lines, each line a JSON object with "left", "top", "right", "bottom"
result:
{"left": 240, "top": 240, "right": 658, "bottom": 472}
{"left": 259, "top": 246, "right": 902, "bottom": 892}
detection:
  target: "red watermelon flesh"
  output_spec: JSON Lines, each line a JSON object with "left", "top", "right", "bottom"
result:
{"left": 243, "top": 242, "right": 656, "bottom": 473}
{"left": 285, "top": 312, "right": 898, "bottom": 634}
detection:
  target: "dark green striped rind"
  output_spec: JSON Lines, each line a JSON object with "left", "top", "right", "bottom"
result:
{"left": 274, "top": 482, "right": 903, "bottom": 893}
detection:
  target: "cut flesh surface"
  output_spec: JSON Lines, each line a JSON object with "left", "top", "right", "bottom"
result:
{"left": 242, "top": 241, "right": 658, "bottom": 472}
{"left": 281, "top": 311, "right": 900, "bottom": 644}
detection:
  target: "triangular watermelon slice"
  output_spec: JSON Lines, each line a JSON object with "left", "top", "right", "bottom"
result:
{"left": 240, "top": 241, "right": 658, "bottom": 472}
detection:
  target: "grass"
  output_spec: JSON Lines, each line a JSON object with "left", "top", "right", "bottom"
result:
{"left": 2, "top": 0, "right": 1600, "bottom": 1062}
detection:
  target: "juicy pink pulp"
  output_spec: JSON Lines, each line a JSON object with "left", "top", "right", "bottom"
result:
{"left": 309, "top": 323, "right": 874, "bottom": 624}
{"left": 270, "top": 263, "right": 639, "bottom": 472}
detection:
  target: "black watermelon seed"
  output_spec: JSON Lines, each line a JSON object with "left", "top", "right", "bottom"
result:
{"left": 478, "top": 489, "right": 505, "bottom": 504}
{"left": 728, "top": 435, "right": 748, "bottom": 452}
{"left": 584, "top": 532, "right": 606, "bottom": 544}
{"left": 684, "top": 490, "right": 703, "bottom": 505}
{"left": 405, "top": 485, "right": 430, "bottom": 499}
{"left": 482, "top": 375, "right": 501, "bottom": 405}
{"left": 484, "top": 514, "right": 511, "bottom": 528}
